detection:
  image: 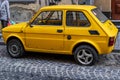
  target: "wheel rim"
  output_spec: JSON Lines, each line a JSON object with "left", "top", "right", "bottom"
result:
{"left": 77, "top": 49, "right": 93, "bottom": 65}
{"left": 8, "top": 42, "right": 20, "bottom": 56}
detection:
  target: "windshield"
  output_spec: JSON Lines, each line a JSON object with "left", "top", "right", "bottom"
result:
{"left": 92, "top": 8, "right": 108, "bottom": 23}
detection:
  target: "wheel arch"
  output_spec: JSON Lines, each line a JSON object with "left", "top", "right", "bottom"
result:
{"left": 7, "top": 36, "right": 25, "bottom": 49}
{"left": 72, "top": 42, "right": 99, "bottom": 55}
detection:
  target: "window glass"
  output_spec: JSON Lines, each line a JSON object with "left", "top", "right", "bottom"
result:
{"left": 66, "top": 11, "right": 90, "bottom": 27}
{"left": 92, "top": 8, "right": 108, "bottom": 23}
{"left": 32, "top": 11, "right": 62, "bottom": 26}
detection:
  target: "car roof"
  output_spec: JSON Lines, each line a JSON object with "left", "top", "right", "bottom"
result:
{"left": 40, "top": 5, "right": 96, "bottom": 11}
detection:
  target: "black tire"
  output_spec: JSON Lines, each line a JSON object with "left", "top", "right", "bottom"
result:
{"left": 74, "top": 45, "right": 99, "bottom": 66}
{"left": 7, "top": 39, "right": 25, "bottom": 58}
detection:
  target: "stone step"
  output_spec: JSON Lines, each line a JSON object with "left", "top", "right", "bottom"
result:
{"left": 112, "top": 20, "right": 120, "bottom": 22}
{"left": 112, "top": 20, "right": 120, "bottom": 27}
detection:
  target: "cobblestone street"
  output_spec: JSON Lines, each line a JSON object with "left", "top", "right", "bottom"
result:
{"left": 0, "top": 45, "right": 120, "bottom": 80}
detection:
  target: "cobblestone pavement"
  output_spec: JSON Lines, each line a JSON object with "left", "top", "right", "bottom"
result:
{"left": 0, "top": 45, "right": 120, "bottom": 80}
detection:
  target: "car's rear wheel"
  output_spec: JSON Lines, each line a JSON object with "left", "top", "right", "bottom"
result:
{"left": 7, "top": 39, "right": 25, "bottom": 58}
{"left": 74, "top": 45, "right": 99, "bottom": 66}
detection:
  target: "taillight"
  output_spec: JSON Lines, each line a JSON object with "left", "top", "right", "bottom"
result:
{"left": 108, "top": 37, "right": 115, "bottom": 46}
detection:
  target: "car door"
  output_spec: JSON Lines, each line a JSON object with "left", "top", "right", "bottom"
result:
{"left": 24, "top": 10, "right": 64, "bottom": 51}
{"left": 64, "top": 10, "right": 92, "bottom": 51}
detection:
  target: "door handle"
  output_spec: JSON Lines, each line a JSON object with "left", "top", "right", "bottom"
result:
{"left": 57, "top": 29, "right": 63, "bottom": 33}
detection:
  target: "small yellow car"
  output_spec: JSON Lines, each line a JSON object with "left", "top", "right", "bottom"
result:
{"left": 2, "top": 5, "right": 118, "bottom": 66}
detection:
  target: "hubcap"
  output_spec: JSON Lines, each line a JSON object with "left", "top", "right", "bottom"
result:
{"left": 9, "top": 44, "right": 19, "bottom": 55}
{"left": 11, "top": 45, "right": 18, "bottom": 53}
{"left": 77, "top": 49, "right": 93, "bottom": 65}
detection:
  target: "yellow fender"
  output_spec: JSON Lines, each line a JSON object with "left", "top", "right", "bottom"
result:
{"left": 71, "top": 39, "right": 101, "bottom": 54}
{"left": 6, "top": 34, "right": 26, "bottom": 49}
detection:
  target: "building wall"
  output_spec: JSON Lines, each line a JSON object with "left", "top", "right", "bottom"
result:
{"left": 94, "top": 0, "right": 111, "bottom": 12}
{"left": 94, "top": 0, "right": 111, "bottom": 19}
{"left": 9, "top": 0, "right": 73, "bottom": 22}
{"left": 9, "top": 0, "right": 111, "bottom": 22}
{"left": 9, "top": 0, "right": 40, "bottom": 22}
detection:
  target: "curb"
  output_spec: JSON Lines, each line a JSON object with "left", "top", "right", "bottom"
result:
{"left": 112, "top": 49, "right": 120, "bottom": 53}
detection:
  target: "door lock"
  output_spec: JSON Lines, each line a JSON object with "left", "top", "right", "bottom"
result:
{"left": 67, "top": 35, "right": 71, "bottom": 40}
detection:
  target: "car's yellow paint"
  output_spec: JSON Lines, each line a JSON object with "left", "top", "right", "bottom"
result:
{"left": 2, "top": 5, "right": 118, "bottom": 55}
{"left": 2, "top": 22, "right": 27, "bottom": 44}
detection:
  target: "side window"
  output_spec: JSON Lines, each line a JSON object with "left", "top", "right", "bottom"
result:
{"left": 32, "top": 11, "right": 62, "bottom": 26}
{"left": 66, "top": 11, "right": 90, "bottom": 27}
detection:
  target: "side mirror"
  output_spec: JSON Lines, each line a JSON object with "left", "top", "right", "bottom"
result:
{"left": 27, "top": 22, "right": 33, "bottom": 27}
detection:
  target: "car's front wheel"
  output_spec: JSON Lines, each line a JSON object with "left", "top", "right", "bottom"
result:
{"left": 74, "top": 45, "right": 99, "bottom": 66}
{"left": 7, "top": 39, "right": 25, "bottom": 58}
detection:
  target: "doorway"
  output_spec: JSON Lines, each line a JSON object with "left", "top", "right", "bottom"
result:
{"left": 111, "top": 0, "right": 120, "bottom": 20}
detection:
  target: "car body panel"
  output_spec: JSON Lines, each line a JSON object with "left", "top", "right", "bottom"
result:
{"left": 2, "top": 5, "right": 118, "bottom": 55}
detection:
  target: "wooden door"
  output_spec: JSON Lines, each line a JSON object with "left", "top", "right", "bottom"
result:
{"left": 112, "top": 0, "right": 120, "bottom": 20}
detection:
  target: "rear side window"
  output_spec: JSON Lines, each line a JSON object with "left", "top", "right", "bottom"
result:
{"left": 66, "top": 11, "right": 90, "bottom": 27}
{"left": 92, "top": 8, "right": 108, "bottom": 23}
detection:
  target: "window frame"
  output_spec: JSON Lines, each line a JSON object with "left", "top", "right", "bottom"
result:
{"left": 92, "top": 8, "right": 108, "bottom": 23}
{"left": 66, "top": 11, "right": 91, "bottom": 27}
{"left": 32, "top": 10, "right": 63, "bottom": 26}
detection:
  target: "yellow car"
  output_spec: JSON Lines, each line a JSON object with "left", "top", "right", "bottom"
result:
{"left": 2, "top": 5, "right": 118, "bottom": 66}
